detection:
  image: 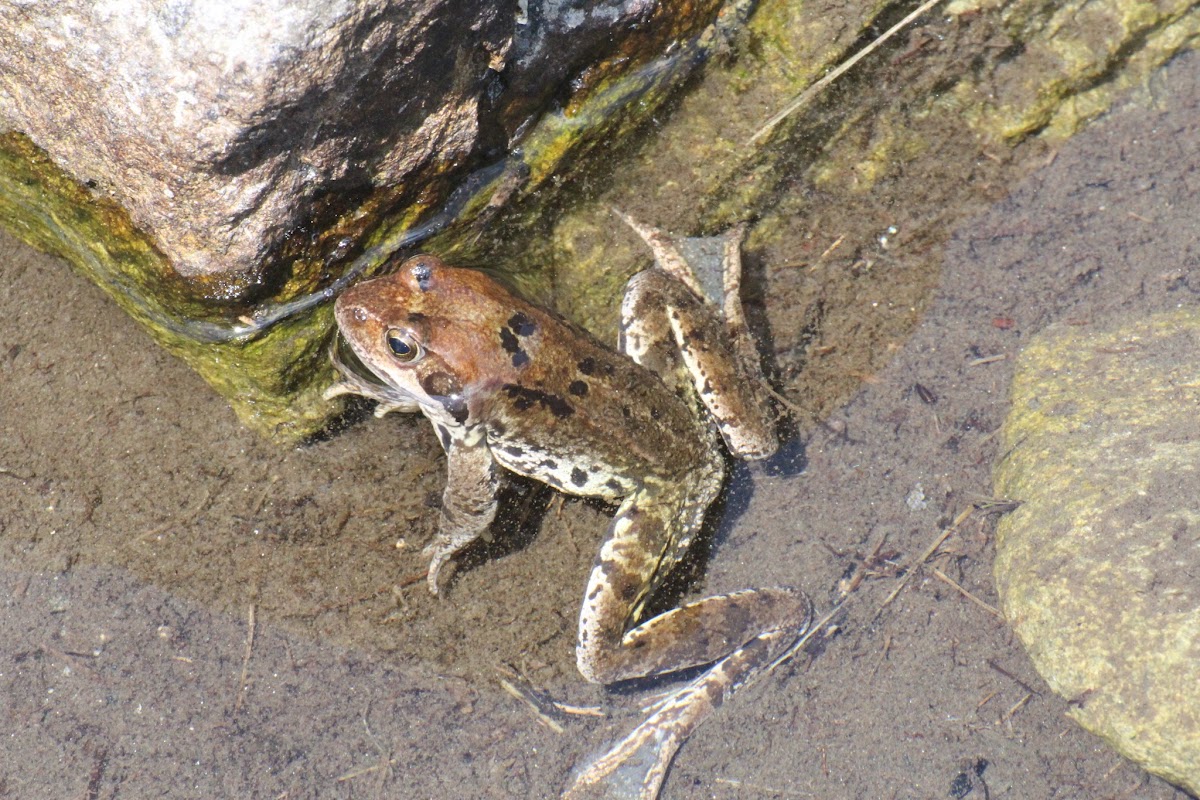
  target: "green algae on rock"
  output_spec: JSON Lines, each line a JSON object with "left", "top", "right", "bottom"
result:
{"left": 993, "top": 308, "right": 1200, "bottom": 794}
{"left": 0, "top": 132, "right": 338, "bottom": 441}
{"left": 949, "top": 0, "right": 1200, "bottom": 141}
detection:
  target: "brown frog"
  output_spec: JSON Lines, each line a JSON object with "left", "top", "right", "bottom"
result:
{"left": 326, "top": 214, "right": 813, "bottom": 799}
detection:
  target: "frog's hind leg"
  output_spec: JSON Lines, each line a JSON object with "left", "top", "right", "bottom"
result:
{"left": 567, "top": 489, "right": 813, "bottom": 799}
{"left": 617, "top": 214, "right": 778, "bottom": 460}
{"left": 620, "top": 266, "right": 777, "bottom": 461}
{"left": 565, "top": 616, "right": 806, "bottom": 800}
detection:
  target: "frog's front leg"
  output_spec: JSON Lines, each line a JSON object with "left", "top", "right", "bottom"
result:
{"left": 567, "top": 489, "right": 812, "bottom": 799}
{"left": 421, "top": 424, "right": 499, "bottom": 594}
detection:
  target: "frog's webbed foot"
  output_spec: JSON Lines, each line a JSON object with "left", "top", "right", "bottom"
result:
{"left": 612, "top": 210, "right": 714, "bottom": 302}
{"left": 565, "top": 590, "right": 814, "bottom": 800}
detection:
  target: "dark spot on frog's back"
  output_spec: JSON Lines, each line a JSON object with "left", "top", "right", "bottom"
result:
{"left": 508, "top": 312, "right": 537, "bottom": 336}
{"left": 570, "top": 467, "right": 588, "bottom": 487}
{"left": 500, "top": 324, "right": 531, "bottom": 367}
{"left": 499, "top": 326, "right": 521, "bottom": 354}
{"left": 501, "top": 383, "right": 574, "bottom": 419}
{"left": 576, "top": 353, "right": 617, "bottom": 378}
{"left": 568, "top": 380, "right": 588, "bottom": 397}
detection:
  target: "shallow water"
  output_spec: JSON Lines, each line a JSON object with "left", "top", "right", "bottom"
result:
{"left": 2, "top": 44, "right": 1197, "bottom": 800}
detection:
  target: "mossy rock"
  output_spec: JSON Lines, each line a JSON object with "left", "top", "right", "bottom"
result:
{"left": 993, "top": 308, "right": 1200, "bottom": 794}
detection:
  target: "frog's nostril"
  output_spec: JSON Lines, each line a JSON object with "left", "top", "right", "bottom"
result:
{"left": 353, "top": 307, "right": 368, "bottom": 322}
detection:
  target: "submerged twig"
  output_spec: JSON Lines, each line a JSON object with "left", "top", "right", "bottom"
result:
{"left": 929, "top": 566, "right": 1003, "bottom": 619}
{"left": 748, "top": 0, "right": 946, "bottom": 144}
{"left": 873, "top": 505, "right": 974, "bottom": 621}
{"left": 232, "top": 603, "right": 256, "bottom": 715}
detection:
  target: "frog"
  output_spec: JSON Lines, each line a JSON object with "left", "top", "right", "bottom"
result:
{"left": 325, "top": 213, "right": 813, "bottom": 799}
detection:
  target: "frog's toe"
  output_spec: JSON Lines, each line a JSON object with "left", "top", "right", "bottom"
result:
{"left": 420, "top": 542, "right": 455, "bottom": 595}
{"left": 562, "top": 711, "right": 682, "bottom": 800}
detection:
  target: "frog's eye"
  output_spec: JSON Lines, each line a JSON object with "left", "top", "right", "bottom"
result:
{"left": 384, "top": 329, "right": 422, "bottom": 363}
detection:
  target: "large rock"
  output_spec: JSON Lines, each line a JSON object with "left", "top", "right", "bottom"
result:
{"left": 3, "top": 1, "right": 495, "bottom": 280}
{"left": 993, "top": 308, "right": 1200, "bottom": 794}
{"left": 0, "top": 0, "right": 718, "bottom": 283}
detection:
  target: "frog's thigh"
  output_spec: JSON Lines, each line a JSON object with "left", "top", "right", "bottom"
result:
{"left": 620, "top": 269, "right": 775, "bottom": 459}
{"left": 576, "top": 488, "right": 807, "bottom": 685}
{"left": 618, "top": 269, "right": 689, "bottom": 392}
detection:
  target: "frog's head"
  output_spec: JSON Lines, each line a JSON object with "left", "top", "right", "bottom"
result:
{"left": 333, "top": 254, "right": 530, "bottom": 424}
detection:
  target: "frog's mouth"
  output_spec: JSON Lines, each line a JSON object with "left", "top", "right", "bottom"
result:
{"left": 331, "top": 334, "right": 379, "bottom": 383}
{"left": 328, "top": 333, "right": 420, "bottom": 409}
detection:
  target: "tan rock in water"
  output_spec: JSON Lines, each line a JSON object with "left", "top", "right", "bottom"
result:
{"left": 994, "top": 307, "right": 1200, "bottom": 794}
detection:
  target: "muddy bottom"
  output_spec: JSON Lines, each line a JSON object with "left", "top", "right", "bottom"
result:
{"left": 3, "top": 48, "right": 1199, "bottom": 800}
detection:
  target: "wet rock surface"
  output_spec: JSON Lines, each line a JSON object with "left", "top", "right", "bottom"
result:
{"left": 0, "top": 0, "right": 714, "bottom": 281}
{"left": 994, "top": 310, "right": 1200, "bottom": 794}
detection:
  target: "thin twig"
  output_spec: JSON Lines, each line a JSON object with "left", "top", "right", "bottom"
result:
{"left": 764, "top": 384, "right": 812, "bottom": 422}
{"left": 713, "top": 777, "right": 814, "bottom": 797}
{"left": 496, "top": 667, "right": 568, "bottom": 734}
{"left": 929, "top": 567, "right": 1004, "bottom": 619}
{"left": 966, "top": 353, "right": 1008, "bottom": 366}
{"left": 975, "top": 689, "right": 999, "bottom": 710}
{"left": 0, "top": 466, "right": 34, "bottom": 480}
{"left": 336, "top": 704, "right": 397, "bottom": 784}
{"left": 141, "top": 480, "right": 225, "bottom": 541}
{"left": 818, "top": 234, "right": 846, "bottom": 261}
{"left": 1002, "top": 691, "right": 1034, "bottom": 722}
{"left": 770, "top": 599, "right": 846, "bottom": 672}
{"left": 873, "top": 505, "right": 974, "bottom": 621}
{"left": 232, "top": 603, "right": 256, "bottom": 715}
{"left": 986, "top": 659, "right": 1042, "bottom": 697}
{"left": 748, "top": 0, "right": 946, "bottom": 144}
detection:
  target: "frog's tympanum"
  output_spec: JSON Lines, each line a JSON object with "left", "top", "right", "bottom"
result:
{"left": 327, "top": 214, "right": 813, "bottom": 799}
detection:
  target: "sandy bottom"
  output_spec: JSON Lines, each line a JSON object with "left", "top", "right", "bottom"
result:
{"left": 2, "top": 50, "right": 1198, "bottom": 800}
